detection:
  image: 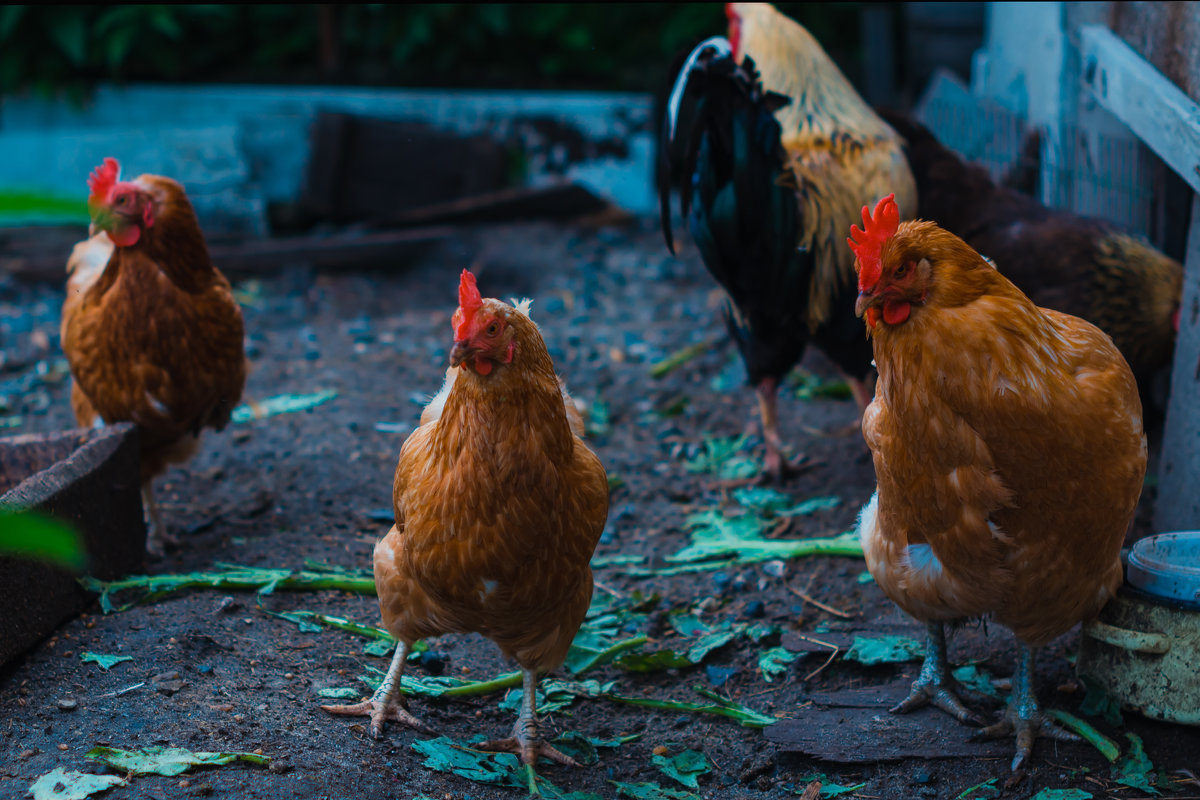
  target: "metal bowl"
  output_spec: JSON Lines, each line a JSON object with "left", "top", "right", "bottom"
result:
{"left": 1127, "top": 532, "right": 1200, "bottom": 608}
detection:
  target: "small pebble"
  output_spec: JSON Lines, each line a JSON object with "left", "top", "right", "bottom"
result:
{"left": 742, "top": 600, "right": 766, "bottom": 619}
{"left": 652, "top": 745, "right": 669, "bottom": 756}
{"left": 762, "top": 560, "right": 786, "bottom": 578}
{"left": 57, "top": 698, "right": 77, "bottom": 712}
{"left": 57, "top": 744, "right": 68, "bottom": 751}
{"left": 233, "top": 714, "right": 246, "bottom": 723}
{"left": 712, "top": 571, "right": 732, "bottom": 591}
{"left": 913, "top": 769, "right": 932, "bottom": 784}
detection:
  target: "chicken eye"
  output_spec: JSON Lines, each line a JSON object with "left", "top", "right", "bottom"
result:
{"left": 894, "top": 262, "right": 910, "bottom": 279}
{"left": 115, "top": 195, "right": 128, "bottom": 207}
{"left": 485, "top": 321, "right": 500, "bottom": 337}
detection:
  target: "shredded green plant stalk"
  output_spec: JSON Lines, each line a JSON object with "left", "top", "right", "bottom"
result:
{"left": 1045, "top": 708, "right": 1120, "bottom": 762}
{"left": 649, "top": 338, "right": 721, "bottom": 379}
{"left": 80, "top": 563, "right": 377, "bottom": 612}
{"left": 605, "top": 686, "right": 775, "bottom": 728}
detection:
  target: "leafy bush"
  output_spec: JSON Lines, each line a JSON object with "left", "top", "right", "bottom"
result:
{"left": 0, "top": 4, "right": 865, "bottom": 99}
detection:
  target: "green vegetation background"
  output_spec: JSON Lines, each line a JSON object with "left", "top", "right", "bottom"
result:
{"left": 0, "top": 4, "right": 865, "bottom": 100}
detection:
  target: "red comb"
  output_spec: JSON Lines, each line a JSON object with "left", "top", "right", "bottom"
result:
{"left": 725, "top": 3, "right": 742, "bottom": 57}
{"left": 847, "top": 193, "right": 899, "bottom": 291}
{"left": 87, "top": 157, "right": 121, "bottom": 207}
{"left": 454, "top": 269, "right": 483, "bottom": 340}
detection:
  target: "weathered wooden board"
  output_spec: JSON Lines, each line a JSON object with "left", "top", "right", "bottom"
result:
{"left": 303, "top": 112, "right": 508, "bottom": 222}
{"left": 1079, "top": 24, "right": 1200, "bottom": 195}
{"left": 766, "top": 703, "right": 1012, "bottom": 762}
{"left": 0, "top": 424, "right": 146, "bottom": 667}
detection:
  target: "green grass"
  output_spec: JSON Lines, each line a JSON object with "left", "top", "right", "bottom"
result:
{"left": 0, "top": 191, "right": 89, "bottom": 224}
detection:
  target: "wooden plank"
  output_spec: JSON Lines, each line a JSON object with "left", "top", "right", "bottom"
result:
{"left": 766, "top": 705, "right": 1012, "bottom": 762}
{"left": 0, "top": 226, "right": 455, "bottom": 283}
{"left": 1156, "top": 196, "right": 1200, "bottom": 532}
{"left": 1079, "top": 24, "right": 1200, "bottom": 194}
{"left": 302, "top": 112, "right": 508, "bottom": 223}
{"left": 374, "top": 183, "right": 613, "bottom": 229}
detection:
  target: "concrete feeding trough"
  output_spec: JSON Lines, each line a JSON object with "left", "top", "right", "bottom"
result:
{"left": 0, "top": 423, "right": 145, "bottom": 667}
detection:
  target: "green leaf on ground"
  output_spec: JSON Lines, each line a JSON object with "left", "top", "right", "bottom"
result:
{"left": 759, "top": 647, "right": 800, "bottom": 682}
{"left": 953, "top": 777, "right": 999, "bottom": 799}
{"left": 1028, "top": 790, "right": 1092, "bottom": 800}
{"left": 29, "top": 768, "right": 126, "bottom": 800}
{"left": 85, "top": 745, "right": 270, "bottom": 776}
{"left": 0, "top": 511, "right": 87, "bottom": 571}
{"left": 316, "top": 687, "right": 360, "bottom": 700}
{"left": 613, "top": 649, "right": 696, "bottom": 672}
{"left": 951, "top": 665, "right": 1001, "bottom": 698}
{"left": 668, "top": 510, "right": 862, "bottom": 566}
{"left": 842, "top": 635, "right": 925, "bottom": 665}
{"left": 611, "top": 781, "right": 699, "bottom": 800}
{"left": 1079, "top": 677, "right": 1123, "bottom": 726}
{"left": 412, "top": 736, "right": 601, "bottom": 798}
{"left": 731, "top": 488, "right": 840, "bottom": 518}
{"left": 362, "top": 639, "right": 394, "bottom": 656}
{"left": 587, "top": 398, "right": 610, "bottom": 437}
{"left": 797, "top": 773, "right": 869, "bottom": 797}
{"left": 231, "top": 390, "right": 337, "bottom": 423}
{"left": 551, "top": 731, "right": 638, "bottom": 767}
{"left": 79, "top": 652, "right": 133, "bottom": 670}
{"left": 652, "top": 749, "right": 711, "bottom": 789}
{"left": 682, "top": 434, "right": 760, "bottom": 481}
{"left": 1113, "top": 732, "right": 1159, "bottom": 794}
{"left": 788, "top": 368, "right": 852, "bottom": 401}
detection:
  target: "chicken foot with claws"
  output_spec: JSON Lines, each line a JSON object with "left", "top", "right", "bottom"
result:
{"left": 322, "top": 641, "right": 434, "bottom": 738}
{"left": 756, "top": 377, "right": 806, "bottom": 481}
{"left": 971, "top": 641, "right": 1079, "bottom": 773}
{"left": 892, "top": 621, "right": 988, "bottom": 726}
{"left": 478, "top": 668, "right": 578, "bottom": 769}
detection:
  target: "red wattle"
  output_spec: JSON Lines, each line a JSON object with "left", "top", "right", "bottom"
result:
{"left": 882, "top": 301, "right": 910, "bottom": 326}
{"left": 474, "top": 357, "right": 493, "bottom": 376}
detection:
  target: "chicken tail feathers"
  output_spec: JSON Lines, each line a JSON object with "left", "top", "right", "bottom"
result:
{"left": 658, "top": 38, "right": 812, "bottom": 384}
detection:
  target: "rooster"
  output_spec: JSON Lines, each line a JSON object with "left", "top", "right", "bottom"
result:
{"left": 323, "top": 270, "right": 609, "bottom": 772}
{"left": 880, "top": 111, "right": 1182, "bottom": 398}
{"left": 659, "top": 2, "right": 917, "bottom": 479}
{"left": 849, "top": 195, "right": 1147, "bottom": 772}
{"left": 61, "top": 158, "right": 246, "bottom": 555}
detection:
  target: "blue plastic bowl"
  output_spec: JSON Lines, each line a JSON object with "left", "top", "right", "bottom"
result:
{"left": 1127, "top": 532, "right": 1200, "bottom": 605}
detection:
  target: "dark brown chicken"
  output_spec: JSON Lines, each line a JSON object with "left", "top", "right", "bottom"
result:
{"left": 880, "top": 111, "right": 1181, "bottom": 394}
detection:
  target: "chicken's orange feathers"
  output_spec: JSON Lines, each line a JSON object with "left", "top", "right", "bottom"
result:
{"left": 848, "top": 193, "right": 899, "bottom": 291}
{"left": 87, "top": 157, "right": 121, "bottom": 210}
{"left": 454, "top": 269, "right": 484, "bottom": 341}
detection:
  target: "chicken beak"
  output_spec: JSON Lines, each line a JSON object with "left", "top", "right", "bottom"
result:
{"left": 449, "top": 341, "right": 471, "bottom": 367}
{"left": 854, "top": 290, "right": 875, "bottom": 318}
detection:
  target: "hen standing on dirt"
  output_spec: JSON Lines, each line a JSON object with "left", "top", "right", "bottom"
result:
{"left": 849, "top": 195, "right": 1146, "bottom": 772}
{"left": 61, "top": 158, "right": 246, "bottom": 555}
{"left": 323, "top": 270, "right": 609, "bottom": 772}
{"left": 660, "top": 2, "right": 917, "bottom": 479}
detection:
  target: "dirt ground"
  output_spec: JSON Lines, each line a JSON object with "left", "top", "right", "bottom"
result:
{"left": 1, "top": 218, "right": 1197, "bottom": 800}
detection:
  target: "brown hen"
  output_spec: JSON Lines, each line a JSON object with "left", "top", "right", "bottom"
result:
{"left": 61, "top": 158, "right": 246, "bottom": 555}
{"left": 850, "top": 195, "right": 1146, "bottom": 772}
{"left": 324, "top": 270, "right": 608, "bottom": 773}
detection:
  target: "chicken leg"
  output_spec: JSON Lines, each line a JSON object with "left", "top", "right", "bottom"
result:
{"left": 141, "top": 481, "right": 177, "bottom": 557}
{"left": 892, "top": 621, "right": 987, "bottom": 726}
{"left": 756, "top": 377, "right": 804, "bottom": 481}
{"left": 478, "top": 668, "right": 578, "bottom": 769}
{"left": 322, "top": 641, "right": 434, "bottom": 738}
{"left": 971, "top": 641, "right": 1080, "bottom": 773}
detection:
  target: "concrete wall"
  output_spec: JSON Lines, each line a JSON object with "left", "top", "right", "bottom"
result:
{"left": 0, "top": 84, "right": 656, "bottom": 232}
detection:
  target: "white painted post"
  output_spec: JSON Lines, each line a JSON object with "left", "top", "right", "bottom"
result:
{"left": 1157, "top": 197, "right": 1200, "bottom": 533}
